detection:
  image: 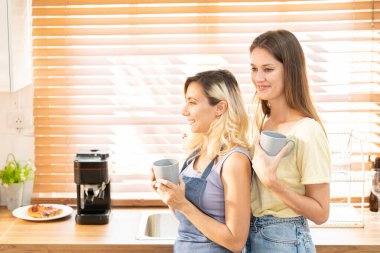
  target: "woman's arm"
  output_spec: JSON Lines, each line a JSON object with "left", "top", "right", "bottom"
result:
{"left": 266, "top": 180, "right": 329, "bottom": 224}
{"left": 155, "top": 152, "right": 251, "bottom": 253}
{"left": 252, "top": 142, "right": 330, "bottom": 224}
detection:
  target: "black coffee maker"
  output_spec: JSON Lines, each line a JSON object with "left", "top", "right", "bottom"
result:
{"left": 74, "top": 149, "right": 111, "bottom": 224}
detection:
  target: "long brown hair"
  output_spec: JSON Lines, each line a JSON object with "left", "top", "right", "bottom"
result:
{"left": 250, "top": 29, "right": 325, "bottom": 134}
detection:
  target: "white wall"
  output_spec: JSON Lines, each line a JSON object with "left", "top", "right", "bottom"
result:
{"left": 0, "top": 84, "right": 34, "bottom": 166}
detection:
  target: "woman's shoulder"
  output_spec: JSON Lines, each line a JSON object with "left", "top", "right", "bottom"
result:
{"left": 217, "top": 146, "right": 251, "bottom": 170}
{"left": 224, "top": 147, "right": 251, "bottom": 165}
{"left": 291, "top": 118, "right": 329, "bottom": 150}
{"left": 293, "top": 117, "right": 325, "bottom": 137}
{"left": 220, "top": 147, "right": 252, "bottom": 174}
{"left": 224, "top": 146, "right": 251, "bottom": 159}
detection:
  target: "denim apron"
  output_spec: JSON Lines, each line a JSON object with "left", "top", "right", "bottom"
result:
{"left": 173, "top": 152, "right": 233, "bottom": 253}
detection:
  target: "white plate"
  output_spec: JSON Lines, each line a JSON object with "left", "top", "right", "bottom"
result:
{"left": 12, "top": 204, "right": 74, "bottom": 221}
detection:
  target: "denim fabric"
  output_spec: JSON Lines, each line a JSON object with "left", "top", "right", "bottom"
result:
{"left": 243, "top": 215, "right": 316, "bottom": 253}
{"left": 174, "top": 154, "right": 232, "bottom": 253}
{"left": 182, "top": 175, "right": 207, "bottom": 208}
{"left": 174, "top": 240, "right": 232, "bottom": 253}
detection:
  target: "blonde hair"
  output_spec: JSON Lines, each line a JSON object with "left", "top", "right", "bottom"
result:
{"left": 184, "top": 69, "right": 249, "bottom": 160}
{"left": 249, "top": 30, "right": 325, "bottom": 134}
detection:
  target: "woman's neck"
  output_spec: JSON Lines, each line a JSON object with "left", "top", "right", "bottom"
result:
{"left": 199, "top": 137, "right": 219, "bottom": 160}
{"left": 265, "top": 100, "right": 304, "bottom": 130}
{"left": 199, "top": 137, "right": 209, "bottom": 157}
{"left": 270, "top": 106, "right": 294, "bottom": 123}
{"left": 268, "top": 98, "right": 293, "bottom": 121}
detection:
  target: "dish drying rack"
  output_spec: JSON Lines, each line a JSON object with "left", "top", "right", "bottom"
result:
{"left": 309, "top": 131, "right": 366, "bottom": 228}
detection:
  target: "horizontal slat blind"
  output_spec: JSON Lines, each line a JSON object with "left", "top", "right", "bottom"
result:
{"left": 32, "top": 0, "right": 380, "bottom": 202}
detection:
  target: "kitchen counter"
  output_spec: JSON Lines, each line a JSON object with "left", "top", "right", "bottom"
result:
{"left": 0, "top": 207, "right": 380, "bottom": 253}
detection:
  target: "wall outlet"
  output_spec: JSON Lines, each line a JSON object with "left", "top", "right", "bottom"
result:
{"left": 6, "top": 112, "right": 25, "bottom": 130}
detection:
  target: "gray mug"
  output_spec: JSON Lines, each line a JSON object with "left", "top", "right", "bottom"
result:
{"left": 260, "top": 130, "right": 295, "bottom": 156}
{"left": 153, "top": 159, "right": 179, "bottom": 185}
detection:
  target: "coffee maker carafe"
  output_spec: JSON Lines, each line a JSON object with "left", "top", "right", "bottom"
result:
{"left": 74, "top": 149, "right": 111, "bottom": 224}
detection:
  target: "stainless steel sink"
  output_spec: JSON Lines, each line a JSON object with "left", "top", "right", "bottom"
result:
{"left": 136, "top": 210, "right": 179, "bottom": 240}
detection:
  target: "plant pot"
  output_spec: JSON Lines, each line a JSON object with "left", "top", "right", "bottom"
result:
{"left": 0, "top": 185, "right": 7, "bottom": 206}
{"left": 6, "top": 183, "right": 23, "bottom": 211}
{"left": 22, "top": 179, "right": 34, "bottom": 206}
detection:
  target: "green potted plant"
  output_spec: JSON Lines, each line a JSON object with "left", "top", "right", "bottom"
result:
{"left": 0, "top": 154, "right": 35, "bottom": 211}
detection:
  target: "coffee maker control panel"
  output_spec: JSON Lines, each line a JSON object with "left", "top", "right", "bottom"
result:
{"left": 74, "top": 149, "right": 109, "bottom": 185}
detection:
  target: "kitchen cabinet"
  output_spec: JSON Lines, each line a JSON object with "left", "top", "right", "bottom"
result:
{"left": 0, "top": 0, "right": 9, "bottom": 91}
{"left": 0, "top": 0, "right": 31, "bottom": 92}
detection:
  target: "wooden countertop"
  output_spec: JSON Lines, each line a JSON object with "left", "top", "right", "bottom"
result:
{"left": 0, "top": 206, "right": 380, "bottom": 253}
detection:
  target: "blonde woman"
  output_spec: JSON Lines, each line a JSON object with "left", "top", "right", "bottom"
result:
{"left": 244, "top": 30, "right": 331, "bottom": 253}
{"left": 152, "top": 69, "right": 252, "bottom": 253}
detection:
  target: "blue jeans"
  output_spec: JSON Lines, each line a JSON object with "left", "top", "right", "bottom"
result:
{"left": 243, "top": 215, "right": 316, "bottom": 253}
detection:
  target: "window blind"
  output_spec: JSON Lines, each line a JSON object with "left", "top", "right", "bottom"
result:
{"left": 32, "top": 0, "right": 379, "bottom": 204}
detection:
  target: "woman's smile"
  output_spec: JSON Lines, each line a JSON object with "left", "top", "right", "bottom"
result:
{"left": 257, "top": 85, "right": 271, "bottom": 93}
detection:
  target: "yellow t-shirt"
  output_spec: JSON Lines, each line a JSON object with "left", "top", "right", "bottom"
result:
{"left": 250, "top": 117, "right": 331, "bottom": 218}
